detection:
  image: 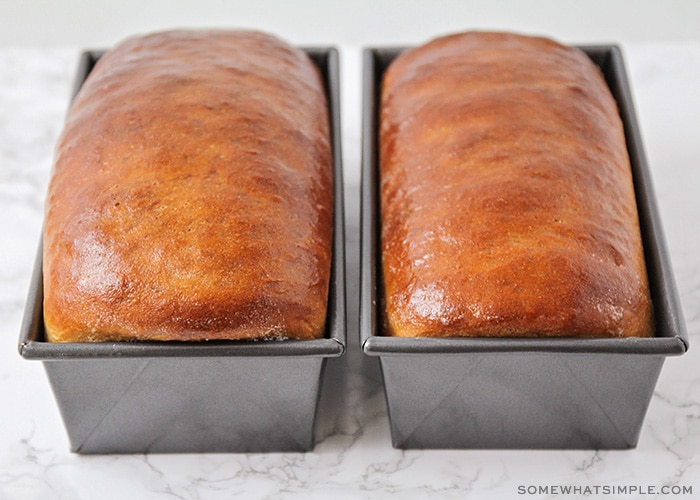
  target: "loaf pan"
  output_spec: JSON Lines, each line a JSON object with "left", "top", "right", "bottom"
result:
{"left": 360, "top": 45, "right": 688, "bottom": 449}
{"left": 18, "top": 46, "right": 346, "bottom": 454}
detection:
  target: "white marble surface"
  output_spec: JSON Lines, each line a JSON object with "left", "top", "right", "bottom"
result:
{"left": 1, "top": 42, "right": 699, "bottom": 499}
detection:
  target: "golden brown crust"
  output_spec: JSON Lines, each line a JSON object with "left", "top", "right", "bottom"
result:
{"left": 43, "top": 30, "right": 333, "bottom": 342}
{"left": 380, "top": 31, "right": 653, "bottom": 338}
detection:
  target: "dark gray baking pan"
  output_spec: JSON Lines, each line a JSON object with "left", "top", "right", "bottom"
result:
{"left": 19, "top": 46, "right": 346, "bottom": 454}
{"left": 360, "top": 45, "right": 688, "bottom": 449}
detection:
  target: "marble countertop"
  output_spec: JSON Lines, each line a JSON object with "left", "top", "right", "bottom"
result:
{"left": 1, "top": 42, "right": 699, "bottom": 499}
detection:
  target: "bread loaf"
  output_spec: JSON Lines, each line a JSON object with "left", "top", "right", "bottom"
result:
{"left": 43, "top": 30, "right": 333, "bottom": 342}
{"left": 380, "top": 31, "right": 653, "bottom": 338}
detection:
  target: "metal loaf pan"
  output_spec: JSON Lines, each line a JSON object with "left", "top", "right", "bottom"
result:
{"left": 19, "top": 46, "right": 346, "bottom": 454}
{"left": 360, "top": 45, "right": 688, "bottom": 449}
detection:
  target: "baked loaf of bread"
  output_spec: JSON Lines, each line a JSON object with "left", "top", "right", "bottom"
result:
{"left": 380, "top": 31, "right": 653, "bottom": 338}
{"left": 43, "top": 30, "right": 333, "bottom": 342}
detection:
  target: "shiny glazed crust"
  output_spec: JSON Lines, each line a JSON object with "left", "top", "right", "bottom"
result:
{"left": 43, "top": 30, "right": 333, "bottom": 342}
{"left": 380, "top": 32, "right": 653, "bottom": 338}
